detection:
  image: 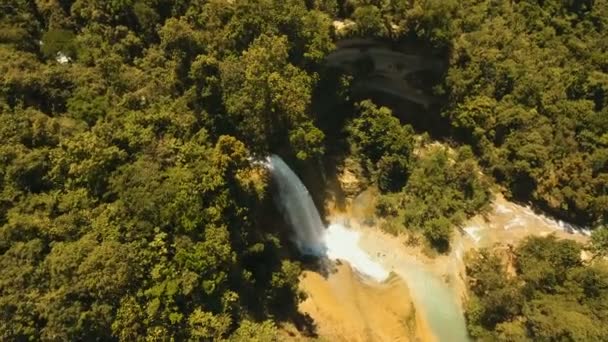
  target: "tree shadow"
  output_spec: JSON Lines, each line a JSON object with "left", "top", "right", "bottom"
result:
{"left": 299, "top": 254, "right": 340, "bottom": 279}
{"left": 298, "top": 37, "right": 453, "bottom": 225}
{"left": 322, "top": 37, "right": 451, "bottom": 139}
{"left": 306, "top": 66, "right": 356, "bottom": 223}
{"left": 289, "top": 311, "right": 318, "bottom": 338}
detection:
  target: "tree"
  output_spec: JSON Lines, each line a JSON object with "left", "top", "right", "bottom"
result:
{"left": 442, "top": 0, "right": 608, "bottom": 226}
{"left": 220, "top": 34, "right": 323, "bottom": 160}
{"left": 591, "top": 226, "right": 608, "bottom": 259}
{"left": 346, "top": 100, "right": 414, "bottom": 190}
{"left": 41, "top": 29, "right": 78, "bottom": 60}
{"left": 399, "top": 146, "right": 490, "bottom": 251}
{"left": 229, "top": 320, "right": 278, "bottom": 342}
{"left": 465, "top": 236, "right": 608, "bottom": 340}
{"left": 352, "top": 5, "right": 387, "bottom": 37}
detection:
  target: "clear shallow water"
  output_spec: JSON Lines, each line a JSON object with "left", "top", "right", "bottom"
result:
{"left": 325, "top": 222, "right": 469, "bottom": 341}
{"left": 394, "top": 263, "right": 469, "bottom": 342}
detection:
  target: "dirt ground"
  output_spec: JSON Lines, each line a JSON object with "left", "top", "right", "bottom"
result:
{"left": 298, "top": 263, "right": 435, "bottom": 342}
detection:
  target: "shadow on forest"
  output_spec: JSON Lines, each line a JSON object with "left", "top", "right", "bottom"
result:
{"left": 304, "top": 37, "right": 450, "bottom": 219}
{"left": 290, "top": 311, "right": 318, "bottom": 338}
{"left": 246, "top": 197, "right": 320, "bottom": 337}
{"left": 269, "top": 38, "right": 450, "bottom": 227}
{"left": 321, "top": 38, "right": 450, "bottom": 137}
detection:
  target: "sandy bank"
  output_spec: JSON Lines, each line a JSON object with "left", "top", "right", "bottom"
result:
{"left": 299, "top": 263, "right": 435, "bottom": 342}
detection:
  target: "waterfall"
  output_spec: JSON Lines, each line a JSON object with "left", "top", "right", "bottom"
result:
{"left": 266, "top": 155, "right": 326, "bottom": 255}
{"left": 266, "top": 155, "right": 389, "bottom": 281}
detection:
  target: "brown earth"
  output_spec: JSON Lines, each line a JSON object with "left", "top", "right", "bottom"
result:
{"left": 298, "top": 263, "right": 435, "bottom": 342}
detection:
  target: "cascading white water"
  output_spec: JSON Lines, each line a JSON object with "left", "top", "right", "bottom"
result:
{"left": 266, "top": 155, "right": 389, "bottom": 281}
{"left": 266, "top": 155, "right": 326, "bottom": 255}
{"left": 324, "top": 222, "right": 390, "bottom": 281}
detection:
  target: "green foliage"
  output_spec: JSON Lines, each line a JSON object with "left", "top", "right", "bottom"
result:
{"left": 346, "top": 100, "right": 414, "bottom": 192}
{"left": 346, "top": 101, "right": 490, "bottom": 251}
{"left": 406, "top": 0, "right": 459, "bottom": 46}
{"left": 400, "top": 145, "right": 490, "bottom": 251}
{"left": 2, "top": 0, "right": 607, "bottom": 339}
{"left": 351, "top": 5, "right": 387, "bottom": 37}
{"left": 0, "top": 1, "right": 330, "bottom": 339}
{"left": 336, "top": 0, "right": 459, "bottom": 41}
{"left": 465, "top": 236, "right": 608, "bottom": 341}
{"left": 66, "top": 87, "right": 110, "bottom": 126}
{"left": 41, "top": 29, "right": 78, "bottom": 60}
{"left": 442, "top": 0, "right": 608, "bottom": 226}
{"left": 591, "top": 226, "right": 608, "bottom": 259}
{"left": 220, "top": 33, "right": 323, "bottom": 160}
{"left": 229, "top": 320, "right": 278, "bottom": 342}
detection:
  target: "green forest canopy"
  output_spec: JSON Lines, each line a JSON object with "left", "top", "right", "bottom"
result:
{"left": 466, "top": 235, "right": 608, "bottom": 341}
{"left": 0, "top": 0, "right": 607, "bottom": 340}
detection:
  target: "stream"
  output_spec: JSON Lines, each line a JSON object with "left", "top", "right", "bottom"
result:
{"left": 394, "top": 262, "right": 469, "bottom": 342}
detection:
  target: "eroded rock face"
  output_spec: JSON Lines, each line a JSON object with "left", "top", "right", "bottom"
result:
{"left": 338, "top": 158, "right": 366, "bottom": 198}
{"left": 338, "top": 168, "right": 361, "bottom": 196}
{"left": 324, "top": 39, "right": 444, "bottom": 109}
{"left": 581, "top": 250, "right": 593, "bottom": 262}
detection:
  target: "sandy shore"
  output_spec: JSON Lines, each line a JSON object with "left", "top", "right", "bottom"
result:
{"left": 299, "top": 263, "right": 436, "bottom": 342}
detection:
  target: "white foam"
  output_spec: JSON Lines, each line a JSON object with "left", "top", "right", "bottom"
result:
{"left": 519, "top": 205, "right": 592, "bottom": 236}
{"left": 463, "top": 225, "right": 483, "bottom": 243}
{"left": 505, "top": 216, "right": 525, "bottom": 230}
{"left": 495, "top": 203, "right": 513, "bottom": 214}
{"left": 452, "top": 240, "right": 464, "bottom": 260}
{"left": 323, "top": 223, "right": 389, "bottom": 282}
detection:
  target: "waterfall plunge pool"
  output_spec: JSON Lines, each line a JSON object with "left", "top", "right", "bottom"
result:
{"left": 324, "top": 223, "right": 390, "bottom": 282}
